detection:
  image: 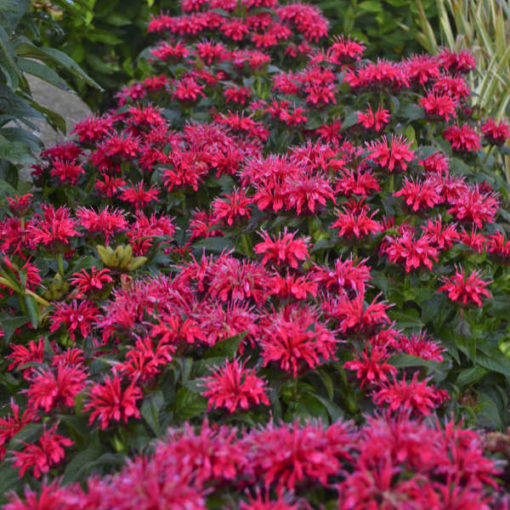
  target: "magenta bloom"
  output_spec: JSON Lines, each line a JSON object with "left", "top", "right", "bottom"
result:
{"left": 203, "top": 358, "right": 270, "bottom": 413}
{"left": 438, "top": 267, "right": 491, "bottom": 307}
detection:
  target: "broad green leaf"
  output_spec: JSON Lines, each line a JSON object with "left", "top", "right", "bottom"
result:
{"left": 205, "top": 332, "right": 247, "bottom": 359}
{"left": 174, "top": 387, "right": 207, "bottom": 421}
{"left": 24, "top": 294, "right": 39, "bottom": 328}
{"left": 62, "top": 443, "right": 103, "bottom": 484}
{"left": 0, "top": 135, "right": 33, "bottom": 164}
{"left": 0, "top": 314, "right": 28, "bottom": 342}
{"left": 141, "top": 390, "right": 164, "bottom": 436}
{"left": 18, "top": 57, "right": 69, "bottom": 90}
{"left": 15, "top": 42, "right": 102, "bottom": 90}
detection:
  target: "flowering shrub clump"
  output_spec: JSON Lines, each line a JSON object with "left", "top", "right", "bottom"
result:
{"left": 1, "top": 0, "right": 510, "bottom": 506}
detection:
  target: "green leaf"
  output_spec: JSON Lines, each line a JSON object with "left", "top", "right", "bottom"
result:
{"left": 388, "top": 353, "right": 443, "bottom": 372}
{"left": 0, "top": 25, "right": 20, "bottom": 90}
{"left": 18, "top": 57, "right": 69, "bottom": 90}
{"left": 174, "top": 387, "right": 207, "bottom": 421}
{"left": 141, "top": 390, "right": 164, "bottom": 436}
{"left": 316, "top": 367, "right": 334, "bottom": 400}
{"left": 0, "top": 0, "right": 29, "bottom": 32}
{"left": 0, "top": 135, "right": 33, "bottom": 164}
{"left": 0, "top": 83, "right": 42, "bottom": 121}
{"left": 62, "top": 443, "right": 103, "bottom": 484}
{"left": 0, "top": 314, "right": 28, "bottom": 342}
{"left": 193, "top": 236, "right": 235, "bottom": 253}
{"left": 456, "top": 366, "right": 488, "bottom": 387}
{"left": 205, "top": 332, "right": 247, "bottom": 359}
{"left": 24, "top": 294, "right": 39, "bottom": 328}
{"left": 15, "top": 42, "right": 102, "bottom": 90}
{"left": 476, "top": 352, "right": 510, "bottom": 379}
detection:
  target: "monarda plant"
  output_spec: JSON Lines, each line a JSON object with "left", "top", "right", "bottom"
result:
{"left": 1, "top": 0, "right": 510, "bottom": 507}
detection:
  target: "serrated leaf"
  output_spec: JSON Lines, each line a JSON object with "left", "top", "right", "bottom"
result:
{"left": 456, "top": 366, "right": 488, "bottom": 387}
{"left": 205, "top": 332, "right": 246, "bottom": 359}
{"left": 62, "top": 443, "right": 103, "bottom": 484}
{"left": 141, "top": 390, "right": 164, "bottom": 436}
{"left": 174, "top": 387, "right": 207, "bottom": 420}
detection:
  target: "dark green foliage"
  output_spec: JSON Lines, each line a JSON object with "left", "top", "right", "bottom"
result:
{"left": 315, "top": 0, "right": 439, "bottom": 59}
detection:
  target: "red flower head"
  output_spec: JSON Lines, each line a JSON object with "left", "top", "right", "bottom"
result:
{"left": 419, "top": 91, "right": 458, "bottom": 122}
{"left": 344, "top": 347, "right": 397, "bottom": 388}
{"left": 372, "top": 372, "right": 449, "bottom": 415}
{"left": 438, "top": 267, "right": 491, "bottom": 307}
{"left": 443, "top": 124, "right": 481, "bottom": 152}
{"left": 481, "top": 118, "right": 510, "bottom": 146}
{"left": 50, "top": 300, "right": 99, "bottom": 341}
{"left": 357, "top": 105, "right": 390, "bottom": 132}
{"left": 5, "top": 193, "right": 33, "bottom": 217}
{"left": 212, "top": 188, "right": 252, "bottom": 226}
{"left": 70, "top": 267, "right": 113, "bottom": 298}
{"left": 85, "top": 375, "right": 143, "bottom": 430}
{"left": 11, "top": 424, "right": 73, "bottom": 478}
{"left": 254, "top": 229, "right": 310, "bottom": 268}
{"left": 203, "top": 358, "right": 270, "bottom": 413}
{"left": 25, "top": 364, "right": 88, "bottom": 412}
{"left": 366, "top": 135, "right": 415, "bottom": 173}
{"left": 259, "top": 304, "right": 338, "bottom": 377}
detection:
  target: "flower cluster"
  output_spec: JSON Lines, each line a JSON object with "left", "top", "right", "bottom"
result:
{"left": 1, "top": 0, "right": 510, "bottom": 505}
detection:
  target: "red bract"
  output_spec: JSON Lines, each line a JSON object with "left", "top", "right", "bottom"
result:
{"left": 372, "top": 373, "right": 449, "bottom": 415}
{"left": 202, "top": 358, "right": 270, "bottom": 413}
{"left": 70, "top": 267, "right": 113, "bottom": 298}
{"left": 357, "top": 105, "right": 390, "bottom": 132}
{"left": 25, "top": 364, "right": 88, "bottom": 412}
{"left": 438, "top": 267, "right": 491, "bottom": 307}
{"left": 11, "top": 424, "right": 73, "bottom": 479}
{"left": 344, "top": 346, "right": 397, "bottom": 388}
{"left": 443, "top": 124, "right": 481, "bottom": 152}
{"left": 85, "top": 375, "right": 143, "bottom": 430}
{"left": 245, "top": 420, "right": 354, "bottom": 493}
{"left": 254, "top": 229, "right": 309, "bottom": 268}
{"left": 49, "top": 300, "right": 99, "bottom": 340}
{"left": 366, "top": 135, "right": 415, "bottom": 173}
{"left": 259, "top": 304, "right": 338, "bottom": 376}
{"left": 481, "top": 118, "right": 510, "bottom": 145}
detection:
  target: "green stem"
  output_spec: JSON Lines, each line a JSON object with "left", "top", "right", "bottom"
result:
{"left": 57, "top": 254, "right": 65, "bottom": 277}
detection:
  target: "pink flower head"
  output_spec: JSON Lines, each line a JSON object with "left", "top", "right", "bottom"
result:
{"left": 357, "top": 105, "right": 390, "bottom": 132}
{"left": 70, "top": 267, "right": 113, "bottom": 298}
{"left": 438, "top": 267, "right": 491, "bottom": 307}
{"left": 254, "top": 229, "right": 309, "bottom": 268}
{"left": 372, "top": 372, "right": 449, "bottom": 415}
{"left": 12, "top": 424, "right": 73, "bottom": 478}
{"left": 203, "top": 358, "right": 270, "bottom": 413}
{"left": 481, "top": 118, "right": 510, "bottom": 146}
{"left": 366, "top": 135, "right": 414, "bottom": 173}
{"left": 85, "top": 375, "right": 142, "bottom": 429}
{"left": 443, "top": 124, "right": 481, "bottom": 152}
